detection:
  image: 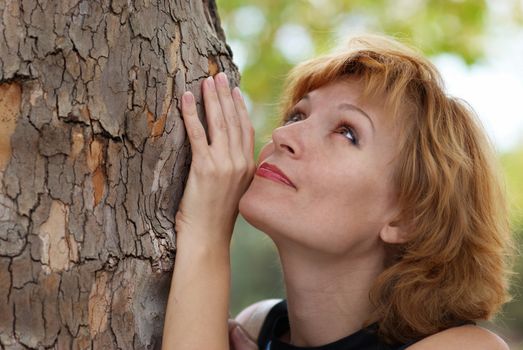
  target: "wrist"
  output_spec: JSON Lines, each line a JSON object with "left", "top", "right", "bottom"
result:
{"left": 175, "top": 227, "right": 233, "bottom": 252}
{"left": 171, "top": 238, "right": 231, "bottom": 291}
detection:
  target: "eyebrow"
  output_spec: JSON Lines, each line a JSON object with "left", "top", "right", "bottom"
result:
{"left": 338, "top": 103, "right": 375, "bottom": 132}
{"left": 300, "top": 95, "right": 375, "bottom": 132}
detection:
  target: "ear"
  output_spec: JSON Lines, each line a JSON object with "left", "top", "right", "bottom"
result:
{"left": 379, "top": 221, "right": 408, "bottom": 244}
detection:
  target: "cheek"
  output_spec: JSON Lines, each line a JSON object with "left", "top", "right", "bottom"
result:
{"left": 315, "top": 163, "right": 394, "bottom": 220}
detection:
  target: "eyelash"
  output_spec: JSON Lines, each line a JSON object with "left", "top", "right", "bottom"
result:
{"left": 282, "top": 110, "right": 359, "bottom": 146}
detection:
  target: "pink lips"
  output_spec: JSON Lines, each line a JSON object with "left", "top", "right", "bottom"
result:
{"left": 256, "top": 162, "right": 296, "bottom": 189}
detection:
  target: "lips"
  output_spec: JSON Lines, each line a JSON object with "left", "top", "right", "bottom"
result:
{"left": 256, "top": 162, "right": 296, "bottom": 189}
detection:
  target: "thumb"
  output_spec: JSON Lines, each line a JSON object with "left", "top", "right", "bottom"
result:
{"left": 231, "top": 325, "right": 257, "bottom": 350}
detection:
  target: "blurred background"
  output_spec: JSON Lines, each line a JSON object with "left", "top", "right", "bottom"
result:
{"left": 215, "top": 0, "right": 523, "bottom": 347}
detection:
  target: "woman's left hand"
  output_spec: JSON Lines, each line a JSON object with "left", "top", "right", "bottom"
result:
{"left": 175, "top": 72, "right": 256, "bottom": 247}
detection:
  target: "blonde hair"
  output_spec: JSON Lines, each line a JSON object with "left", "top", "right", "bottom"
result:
{"left": 280, "top": 35, "right": 513, "bottom": 344}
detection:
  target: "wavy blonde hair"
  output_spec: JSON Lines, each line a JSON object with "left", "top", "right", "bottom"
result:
{"left": 279, "top": 35, "right": 513, "bottom": 344}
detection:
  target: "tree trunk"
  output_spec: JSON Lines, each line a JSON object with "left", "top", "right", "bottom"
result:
{"left": 0, "top": 1, "right": 238, "bottom": 348}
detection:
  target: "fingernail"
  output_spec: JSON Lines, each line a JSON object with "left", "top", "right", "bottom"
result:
{"left": 233, "top": 87, "right": 243, "bottom": 99}
{"left": 183, "top": 92, "right": 193, "bottom": 104}
{"left": 217, "top": 72, "right": 229, "bottom": 87}
{"left": 206, "top": 76, "right": 215, "bottom": 90}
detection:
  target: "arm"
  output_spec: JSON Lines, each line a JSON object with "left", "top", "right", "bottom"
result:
{"left": 163, "top": 239, "right": 231, "bottom": 350}
{"left": 162, "top": 72, "right": 255, "bottom": 350}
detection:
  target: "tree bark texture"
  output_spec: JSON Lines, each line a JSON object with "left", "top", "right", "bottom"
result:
{"left": 0, "top": 1, "right": 238, "bottom": 348}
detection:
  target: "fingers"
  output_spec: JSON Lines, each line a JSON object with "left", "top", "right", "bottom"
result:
{"left": 181, "top": 92, "right": 210, "bottom": 162}
{"left": 228, "top": 319, "right": 237, "bottom": 332}
{"left": 214, "top": 73, "right": 243, "bottom": 155}
{"left": 232, "top": 87, "right": 255, "bottom": 160}
{"left": 204, "top": 73, "right": 254, "bottom": 167}
{"left": 202, "top": 76, "right": 228, "bottom": 152}
{"left": 228, "top": 320, "right": 257, "bottom": 350}
{"left": 231, "top": 326, "right": 257, "bottom": 350}
{"left": 182, "top": 73, "right": 254, "bottom": 171}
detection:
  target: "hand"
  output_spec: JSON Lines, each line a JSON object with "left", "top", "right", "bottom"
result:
{"left": 228, "top": 319, "right": 258, "bottom": 350}
{"left": 175, "top": 72, "right": 255, "bottom": 247}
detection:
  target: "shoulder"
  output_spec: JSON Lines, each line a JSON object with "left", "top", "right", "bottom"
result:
{"left": 407, "top": 325, "right": 509, "bottom": 350}
{"left": 234, "top": 298, "right": 283, "bottom": 341}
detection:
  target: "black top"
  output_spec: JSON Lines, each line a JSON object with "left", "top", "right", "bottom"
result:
{"left": 257, "top": 300, "right": 417, "bottom": 350}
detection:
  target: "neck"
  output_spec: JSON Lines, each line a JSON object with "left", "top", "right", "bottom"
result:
{"left": 275, "top": 241, "right": 386, "bottom": 347}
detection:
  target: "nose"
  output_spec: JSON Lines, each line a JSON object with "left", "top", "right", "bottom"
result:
{"left": 271, "top": 122, "right": 305, "bottom": 158}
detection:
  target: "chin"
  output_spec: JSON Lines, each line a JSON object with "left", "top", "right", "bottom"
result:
{"left": 238, "top": 188, "right": 266, "bottom": 232}
{"left": 239, "top": 187, "right": 303, "bottom": 250}
{"left": 238, "top": 183, "right": 287, "bottom": 236}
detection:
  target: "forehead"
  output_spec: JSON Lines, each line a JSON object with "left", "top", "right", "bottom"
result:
{"left": 306, "top": 79, "right": 360, "bottom": 99}
{"left": 303, "top": 79, "right": 388, "bottom": 121}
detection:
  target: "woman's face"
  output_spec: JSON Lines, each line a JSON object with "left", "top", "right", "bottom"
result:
{"left": 239, "top": 79, "right": 403, "bottom": 258}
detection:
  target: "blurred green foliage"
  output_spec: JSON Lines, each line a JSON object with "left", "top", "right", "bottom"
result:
{"left": 216, "top": 0, "right": 523, "bottom": 347}
{"left": 502, "top": 147, "right": 523, "bottom": 227}
{"left": 499, "top": 147, "right": 523, "bottom": 346}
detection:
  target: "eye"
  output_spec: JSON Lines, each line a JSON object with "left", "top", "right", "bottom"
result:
{"left": 282, "top": 110, "right": 305, "bottom": 126}
{"left": 336, "top": 123, "right": 359, "bottom": 146}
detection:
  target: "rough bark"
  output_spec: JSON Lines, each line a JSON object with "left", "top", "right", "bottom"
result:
{"left": 0, "top": 1, "right": 238, "bottom": 348}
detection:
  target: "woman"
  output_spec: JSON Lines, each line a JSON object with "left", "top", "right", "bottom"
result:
{"left": 162, "top": 35, "right": 513, "bottom": 349}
